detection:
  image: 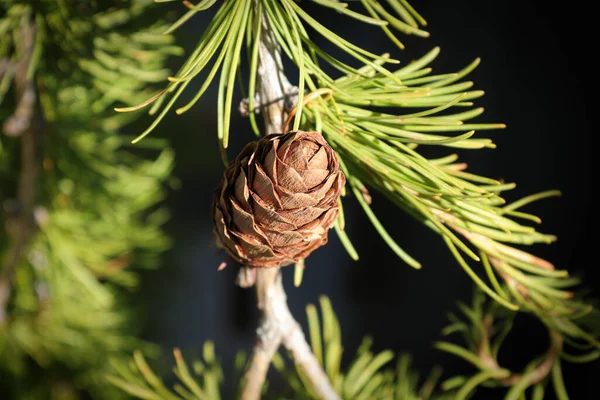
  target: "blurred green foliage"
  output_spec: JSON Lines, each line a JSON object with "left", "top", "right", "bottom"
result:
{"left": 1, "top": 1, "right": 178, "bottom": 398}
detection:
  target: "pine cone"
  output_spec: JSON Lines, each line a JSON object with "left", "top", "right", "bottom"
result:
{"left": 213, "top": 131, "right": 346, "bottom": 268}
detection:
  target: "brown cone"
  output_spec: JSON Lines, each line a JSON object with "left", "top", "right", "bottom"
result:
{"left": 213, "top": 131, "right": 346, "bottom": 268}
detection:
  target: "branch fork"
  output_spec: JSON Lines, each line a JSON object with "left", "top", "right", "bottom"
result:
{"left": 238, "top": 88, "right": 298, "bottom": 118}
{"left": 477, "top": 314, "right": 563, "bottom": 387}
{"left": 241, "top": 268, "right": 338, "bottom": 400}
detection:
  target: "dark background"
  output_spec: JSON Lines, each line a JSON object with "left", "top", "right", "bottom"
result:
{"left": 130, "top": 1, "right": 597, "bottom": 399}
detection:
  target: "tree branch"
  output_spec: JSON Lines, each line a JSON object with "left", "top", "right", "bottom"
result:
{"left": 255, "top": 16, "right": 294, "bottom": 137}
{"left": 239, "top": 6, "right": 339, "bottom": 400}
{"left": 240, "top": 268, "right": 283, "bottom": 399}
{"left": 1, "top": 19, "right": 40, "bottom": 325}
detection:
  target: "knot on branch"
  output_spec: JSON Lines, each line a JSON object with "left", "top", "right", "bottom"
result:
{"left": 256, "top": 317, "right": 282, "bottom": 345}
{"left": 238, "top": 87, "right": 299, "bottom": 118}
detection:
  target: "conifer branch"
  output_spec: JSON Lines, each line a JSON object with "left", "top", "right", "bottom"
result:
{"left": 434, "top": 289, "right": 595, "bottom": 399}
{"left": 101, "top": 1, "right": 599, "bottom": 398}
{"left": 1, "top": 2, "right": 176, "bottom": 395}
{"left": 239, "top": 9, "right": 338, "bottom": 399}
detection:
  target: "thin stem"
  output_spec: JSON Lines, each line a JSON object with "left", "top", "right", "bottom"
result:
{"left": 256, "top": 10, "right": 294, "bottom": 136}
{"left": 478, "top": 315, "right": 563, "bottom": 387}
{"left": 241, "top": 268, "right": 284, "bottom": 399}
{"left": 239, "top": 4, "right": 339, "bottom": 399}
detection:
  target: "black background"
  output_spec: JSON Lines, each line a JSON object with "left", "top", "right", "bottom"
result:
{"left": 131, "top": 1, "right": 598, "bottom": 399}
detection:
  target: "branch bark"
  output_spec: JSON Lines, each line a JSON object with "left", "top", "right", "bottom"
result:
{"left": 239, "top": 7, "right": 339, "bottom": 400}
{"left": 1, "top": 19, "right": 40, "bottom": 324}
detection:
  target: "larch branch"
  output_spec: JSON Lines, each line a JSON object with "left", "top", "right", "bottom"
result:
{"left": 238, "top": 5, "right": 339, "bottom": 400}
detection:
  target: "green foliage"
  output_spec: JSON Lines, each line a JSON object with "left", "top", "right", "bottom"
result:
{"left": 272, "top": 296, "right": 449, "bottom": 399}
{"left": 121, "top": 0, "right": 599, "bottom": 360}
{"left": 300, "top": 48, "right": 598, "bottom": 349}
{"left": 436, "top": 289, "right": 600, "bottom": 400}
{"left": 108, "top": 296, "right": 451, "bottom": 400}
{"left": 110, "top": 293, "right": 598, "bottom": 399}
{"left": 117, "top": 0, "right": 425, "bottom": 154}
{"left": 108, "top": 342, "right": 227, "bottom": 400}
{"left": 1, "top": 0, "right": 177, "bottom": 397}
